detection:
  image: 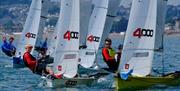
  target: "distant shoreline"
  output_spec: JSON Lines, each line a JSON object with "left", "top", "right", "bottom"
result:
{"left": 165, "top": 32, "right": 180, "bottom": 36}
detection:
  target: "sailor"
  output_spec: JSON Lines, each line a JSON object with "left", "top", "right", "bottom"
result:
{"left": 116, "top": 44, "right": 123, "bottom": 67}
{"left": 35, "top": 37, "right": 48, "bottom": 54}
{"left": 40, "top": 37, "right": 48, "bottom": 53}
{"left": 1, "top": 36, "right": 16, "bottom": 57}
{"left": 37, "top": 38, "right": 53, "bottom": 64}
{"left": 102, "top": 38, "right": 121, "bottom": 74}
{"left": 23, "top": 44, "right": 60, "bottom": 79}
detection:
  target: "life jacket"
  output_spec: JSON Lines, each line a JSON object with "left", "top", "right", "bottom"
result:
{"left": 107, "top": 48, "right": 116, "bottom": 58}
{"left": 23, "top": 52, "right": 36, "bottom": 72}
{"left": 102, "top": 48, "right": 116, "bottom": 62}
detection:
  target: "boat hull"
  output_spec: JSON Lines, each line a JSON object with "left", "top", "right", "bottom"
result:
{"left": 53, "top": 77, "right": 97, "bottom": 87}
{"left": 115, "top": 73, "right": 180, "bottom": 90}
{"left": 12, "top": 57, "right": 26, "bottom": 68}
{"left": 41, "top": 76, "right": 98, "bottom": 88}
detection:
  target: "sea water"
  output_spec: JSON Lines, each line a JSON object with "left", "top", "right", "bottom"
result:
{"left": 0, "top": 35, "right": 180, "bottom": 91}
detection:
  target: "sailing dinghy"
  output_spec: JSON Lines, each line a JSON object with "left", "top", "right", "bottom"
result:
{"left": 43, "top": 0, "right": 108, "bottom": 87}
{"left": 12, "top": 0, "right": 42, "bottom": 68}
{"left": 79, "top": 0, "right": 109, "bottom": 68}
{"left": 115, "top": 0, "right": 180, "bottom": 90}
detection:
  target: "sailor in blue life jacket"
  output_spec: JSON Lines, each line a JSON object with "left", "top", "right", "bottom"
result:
{"left": 35, "top": 38, "right": 54, "bottom": 64}
{"left": 1, "top": 36, "right": 16, "bottom": 57}
{"left": 35, "top": 38, "right": 48, "bottom": 54}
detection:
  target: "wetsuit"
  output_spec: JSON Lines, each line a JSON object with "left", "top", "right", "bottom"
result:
{"left": 102, "top": 48, "right": 118, "bottom": 73}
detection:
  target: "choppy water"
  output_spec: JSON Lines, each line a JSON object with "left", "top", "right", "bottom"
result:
{"left": 0, "top": 35, "right": 180, "bottom": 91}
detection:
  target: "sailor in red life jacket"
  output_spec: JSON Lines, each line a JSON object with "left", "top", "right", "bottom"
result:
{"left": 102, "top": 38, "right": 121, "bottom": 73}
{"left": 23, "top": 44, "right": 61, "bottom": 79}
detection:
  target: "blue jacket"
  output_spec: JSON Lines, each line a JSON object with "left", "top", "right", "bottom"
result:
{"left": 1, "top": 40, "right": 16, "bottom": 57}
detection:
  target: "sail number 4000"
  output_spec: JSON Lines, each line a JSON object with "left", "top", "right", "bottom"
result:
{"left": 133, "top": 28, "right": 153, "bottom": 38}
{"left": 64, "top": 31, "right": 79, "bottom": 40}
{"left": 25, "top": 32, "right": 36, "bottom": 39}
{"left": 87, "top": 35, "right": 100, "bottom": 42}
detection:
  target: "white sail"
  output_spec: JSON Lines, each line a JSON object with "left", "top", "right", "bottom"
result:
{"left": 16, "top": 0, "right": 42, "bottom": 57}
{"left": 53, "top": 0, "right": 80, "bottom": 78}
{"left": 100, "top": 0, "right": 121, "bottom": 47}
{"left": 79, "top": 0, "right": 109, "bottom": 68}
{"left": 155, "top": 0, "right": 167, "bottom": 49}
{"left": 119, "top": 0, "right": 158, "bottom": 76}
{"left": 47, "top": 2, "right": 60, "bottom": 57}
{"left": 47, "top": 28, "right": 58, "bottom": 57}
{"left": 79, "top": 0, "right": 92, "bottom": 45}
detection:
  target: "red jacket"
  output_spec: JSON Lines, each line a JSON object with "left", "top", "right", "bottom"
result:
{"left": 23, "top": 52, "right": 37, "bottom": 72}
{"left": 102, "top": 48, "right": 115, "bottom": 62}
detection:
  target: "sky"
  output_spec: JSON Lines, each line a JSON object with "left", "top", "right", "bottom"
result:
{"left": 121, "top": 0, "right": 180, "bottom": 6}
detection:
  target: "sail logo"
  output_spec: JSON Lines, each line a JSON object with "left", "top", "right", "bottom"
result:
{"left": 125, "top": 64, "right": 129, "bottom": 69}
{"left": 85, "top": 51, "right": 95, "bottom": 55}
{"left": 58, "top": 65, "right": 62, "bottom": 71}
{"left": 25, "top": 32, "right": 36, "bottom": 38}
{"left": 64, "top": 31, "right": 79, "bottom": 40}
{"left": 54, "top": 36, "right": 57, "bottom": 39}
{"left": 64, "top": 54, "right": 76, "bottom": 59}
{"left": 65, "top": 80, "right": 77, "bottom": 86}
{"left": 87, "top": 35, "right": 100, "bottom": 42}
{"left": 133, "top": 28, "right": 153, "bottom": 38}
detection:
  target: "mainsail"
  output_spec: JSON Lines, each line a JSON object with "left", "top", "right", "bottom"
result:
{"left": 155, "top": 0, "right": 167, "bottom": 49}
{"left": 47, "top": 2, "right": 60, "bottom": 57}
{"left": 46, "top": 27, "right": 58, "bottom": 57}
{"left": 53, "top": 0, "right": 80, "bottom": 78}
{"left": 119, "top": 0, "right": 159, "bottom": 76}
{"left": 79, "top": 0, "right": 109, "bottom": 68}
{"left": 35, "top": 0, "right": 50, "bottom": 49}
{"left": 100, "top": 0, "right": 121, "bottom": 46}
{"left": 16, "top": 0, "right": 42, "bottom": 57}
{"left": 79, "top": 0, "right": 92, "bottom": 46}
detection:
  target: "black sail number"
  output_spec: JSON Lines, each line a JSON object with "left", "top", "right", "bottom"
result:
{"left": 65, "top": 80, "right": 77, "bottom": 86}
{"left": 133, "top": 28, "right": 153, "bottom": 38}
{"left": 64, "top": 31, "right": 79, "bottom": 40}
{"left": 25, "top": 32, "right": 36, "bottom": 39}
{"left": 87, "top": 35, "right": 100, "bottom": 42}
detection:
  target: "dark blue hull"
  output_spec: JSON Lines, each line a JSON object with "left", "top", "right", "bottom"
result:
{"left": 12, "top": 57, "right": 26, "bottom": 68}
{"left": 1, "top": 46, "right": 15, "bottom": 57}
